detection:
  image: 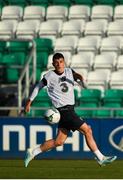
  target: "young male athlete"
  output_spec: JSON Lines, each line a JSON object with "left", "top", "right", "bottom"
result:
{"left": 24, "top": 53, "right": 117, "bottom": 167}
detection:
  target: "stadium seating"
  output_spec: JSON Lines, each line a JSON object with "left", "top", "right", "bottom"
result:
{"left": 84, "top": 20, "right": 108, "bottom": 37}
{"left": 91, "top": 5, "right": 113, "bottom": 21}
{"left": 114, "top": 5, "right": 123, "bottom": 20}
{"left": 23, "top": 6, "right": 46, "bottom": 21}
{"left": 46, "top": 5, "right": 68, "bottom": 21}
{"left": 1, "top": 6, "right": 23, "bottom": 21}
{"left": 1, "top": 1, "right": 123, "bottom": 118}
{"left": 77, "top": 36, "right": 101, "bottom": 54}
{"left": 68, "top": 5, "right": 91, "bottom": 21}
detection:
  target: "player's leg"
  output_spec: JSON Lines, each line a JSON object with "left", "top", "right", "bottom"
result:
{"left": 24, "top": 128, "right": 68, "bottom": 167}
{"left": 78, "top": 123, "right": 117, "bottom": 166}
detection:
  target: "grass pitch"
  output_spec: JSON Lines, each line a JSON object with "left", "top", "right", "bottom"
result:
{"left": 0, "top": 159, "right": 122, "bottom": 179}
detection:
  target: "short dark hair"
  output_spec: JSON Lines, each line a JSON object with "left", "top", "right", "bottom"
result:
{"left": 53, "top": 53, "right": 64, "bottom": 62}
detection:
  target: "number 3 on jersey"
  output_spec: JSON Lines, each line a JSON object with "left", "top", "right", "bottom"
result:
{"left": 60, "top": 83, "right": 68, "bottom": 92}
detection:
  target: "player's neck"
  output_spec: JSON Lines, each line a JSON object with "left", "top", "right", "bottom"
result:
{"left": 54, "top": 70, "right": 64, "bottom": 75}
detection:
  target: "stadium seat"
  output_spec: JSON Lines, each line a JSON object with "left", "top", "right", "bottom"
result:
{"left": 5, "top": 67, "right": 19, "bottom": 83}
{"left": 46, "top": 5, "right": 68, "bottom": 21}
{"left": 107, "top": 21, "right": 123, "bottom": 36}
{"left": 1, "top": 6, "right": 23, "bottom": 21}
{"left": 16, "top": 20, "right": 40, "bottom": 40}
{"left": 34, "top": 38, "right": 53, "bottom": 68}
{"left": 116, "top": 55, "right": 123, "bottom": 70}
{"left": 84, "top": 20, "right": 108, "bottom": 37}
{"left": 91, "top": 5, "right": 113, "bottom": 22}
{"left": 54, "top": 36, "right": 78, "bottom": 54}
{"left": 77, "top": 36, "right": 101, "bottom": 54}
{"left": 39, "top": 20, "right": 62, "bottom": 39}
{"left": 92, "top": 107, "right": 115, "bottom": 118}
{"left": 73, "top": 0, "right": 93, "bottom": 6}
{"left": 93, "top": 53, "right": 117, "bottom": 70}
{"left": 28, "top": 0, "right": 49, "bottom": 7}
{"left": 61, "top": 20, "right": 85, "bottom": 37}
{"left": 23, "top": 6, "right": 46, "bottom": 21}
{"left": 110, "top": 70, "right": 123, "bottom": 89}
{"left": 0, "top": 21, "right": 18, "bottom": 40}
{"left": 96, "top": 0, "right": 116, "bottom": 6}
{"left": 87, "top": 70, "right": 111, "bottom": 93}
{"left": 52, "top": 0, "right": 72, "bottom": 7}
{"left": 68, "top": 5, "right": 91, "bottom": 21}
{"left": 102, "top": 89, "right": 123, "bottom": 109}
{"left": 75, "top": 107, "right": 93, "bottom": 118}
{"left": 70, "top": 52, "right": 94, "bottom": 70}
{"left": 7, "top": 0, "right": 27, "bottom": 6}
{"left": 114, "top": 5, "right": 123, "bottom": 20}
{"left": 79, "top": 89, "right": 102, "bottom": 106}
{"left": 100, "top": 37, "right": 121, "bottom": 55}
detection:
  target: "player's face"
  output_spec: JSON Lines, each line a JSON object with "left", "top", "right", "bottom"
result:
{"left": 53, "top": 58, "right": 65, "bottom": 73}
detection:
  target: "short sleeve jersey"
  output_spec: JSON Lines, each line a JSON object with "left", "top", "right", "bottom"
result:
{"left": 44, "top": 68, "right": 75, "bottom": 108}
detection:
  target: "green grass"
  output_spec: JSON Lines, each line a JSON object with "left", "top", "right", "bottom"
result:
{"left": 0, "top": 159, "right": 122, "bottom": 179}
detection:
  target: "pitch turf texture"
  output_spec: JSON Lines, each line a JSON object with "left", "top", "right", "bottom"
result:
{"left": 0, "top": 159, "right": 122, "bottom": 179}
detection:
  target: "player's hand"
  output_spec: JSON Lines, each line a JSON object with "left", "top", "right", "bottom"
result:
{"left": 25, "top": 99, "right": 32, "bottom": 113}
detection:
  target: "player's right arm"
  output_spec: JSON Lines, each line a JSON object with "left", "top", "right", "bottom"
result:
{"left": 25, "top": 78, "right": 47, "bottom": 113}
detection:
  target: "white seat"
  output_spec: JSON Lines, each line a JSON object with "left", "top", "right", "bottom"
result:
{"left": 0, "top": 20, "right": 18, "bottom": 40}
{"left": 100, "top": 37, "right": 121, "bottom": 54}
{"left": 107, "top": 21, "right": 123, "bottom": 36}
{"left": 91, "top": 5, "right": 113, "bottom": 22}
{"left": 114, "top": 5, "right": 123, "bottom": 20}
{"left": 93, "top": 53, "right": 117, "bottom": 70}
{"left": 54, "top": 36, "right": 78, "bottom": 54}
{"left": 84, "top": 20, "right": 108, "bottom": 37}
{"left": 46, "top": 5, "right": 68, "bottom": 21}
{"left": 68, "top": 5, "right": 90, "bottom": 21}
{"left": 77, "top": 36, "right": 101, "bottom": 54}
{"left": 47, "top": 52, "right": 72, "bottom": 69}
{"left": 70, "top": 52, "right": 94, "bottom": 70}
{"left": 16, "top": 20, "right": 40, "bottom": 40}
{"left": 61, "top": 20, "right": 85, "bottom": 37}
{"left": 116, "top": 55, "right": 123, "bottom": 70}
{"left": 23, "top": 6, "right": 45, "bottom": 21}
{"left": 1, "top": 6, "right": 23, "bottom": 21}
{"left": 110, "top": 70, "right": 123, "bottom": 89}
{"left": 39, "top": 20, "right": 62, "bottom": 38}
{"left": 87, "top": 69, "right": 111, "bottom": 93}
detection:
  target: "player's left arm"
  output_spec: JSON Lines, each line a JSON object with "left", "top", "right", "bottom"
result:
{"left": 72, "top": 69, "right": 87, "bottom": 89}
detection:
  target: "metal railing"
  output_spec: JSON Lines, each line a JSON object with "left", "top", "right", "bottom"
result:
{"left": 18, "top": 40, "right": 36, "bottom": 110}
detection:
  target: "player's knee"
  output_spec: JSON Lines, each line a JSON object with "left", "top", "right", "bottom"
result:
{"left": 85, "top": 125, "right": 92, "bottom": 136}
{"left": 55, "top": 140, "right": 64, "bottom": 147}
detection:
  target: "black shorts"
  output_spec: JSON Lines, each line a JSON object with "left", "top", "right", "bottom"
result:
{"left": 57, "top": 105, "right": 85, "bottom": 132}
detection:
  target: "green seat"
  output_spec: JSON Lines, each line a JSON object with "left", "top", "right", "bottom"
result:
{"left": 35, "top": 38, "right": 53, "bottom": 68}
{"left": 93, "top": 103, "right": 121, "bottom": 118}
{"left": 96, "top": 0, "right": 117, "bottom": 6}
{"left": 8, "top": 0, "right": 27, "bottom": 6}
{"left": 6, "top": 68, "right": 19, "bottom": 83}
{"left": 115, "top": 109, "right": 123, "bottom": 118}
{"left": 79, "top": 89, "right": 102, "bottom": 107}
{"left": 75, "top": 107, "right": 93, "bottom": 118}
{"left": 7, "top": 41, "right": 32, "bottom": 53}
{"left": 34, "top": 38, "right": 53, "bottom": 53}
{"left": 52, "top": 0, "right": 72, "bottom": 6}
{"left": 103, "top": 89, "right": 123, "bottom": 107}
{"left": 118, "top": 0, "right": 123, "bottom": 4}
{"left": 28, "top": 0, "right": 49, "bottom": 7}
{"left": 74, "top": 0, "right": 93, "bottom": 6}
{"left": 93, "top": 109, "right": 113, "bottom": 118}
{"left": 1, "top": 53, "right": 26, "bottom": 65}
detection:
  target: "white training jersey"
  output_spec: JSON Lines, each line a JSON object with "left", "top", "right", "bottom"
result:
{"left": 44, "top": 68, "right": 75, "bottom": 108}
